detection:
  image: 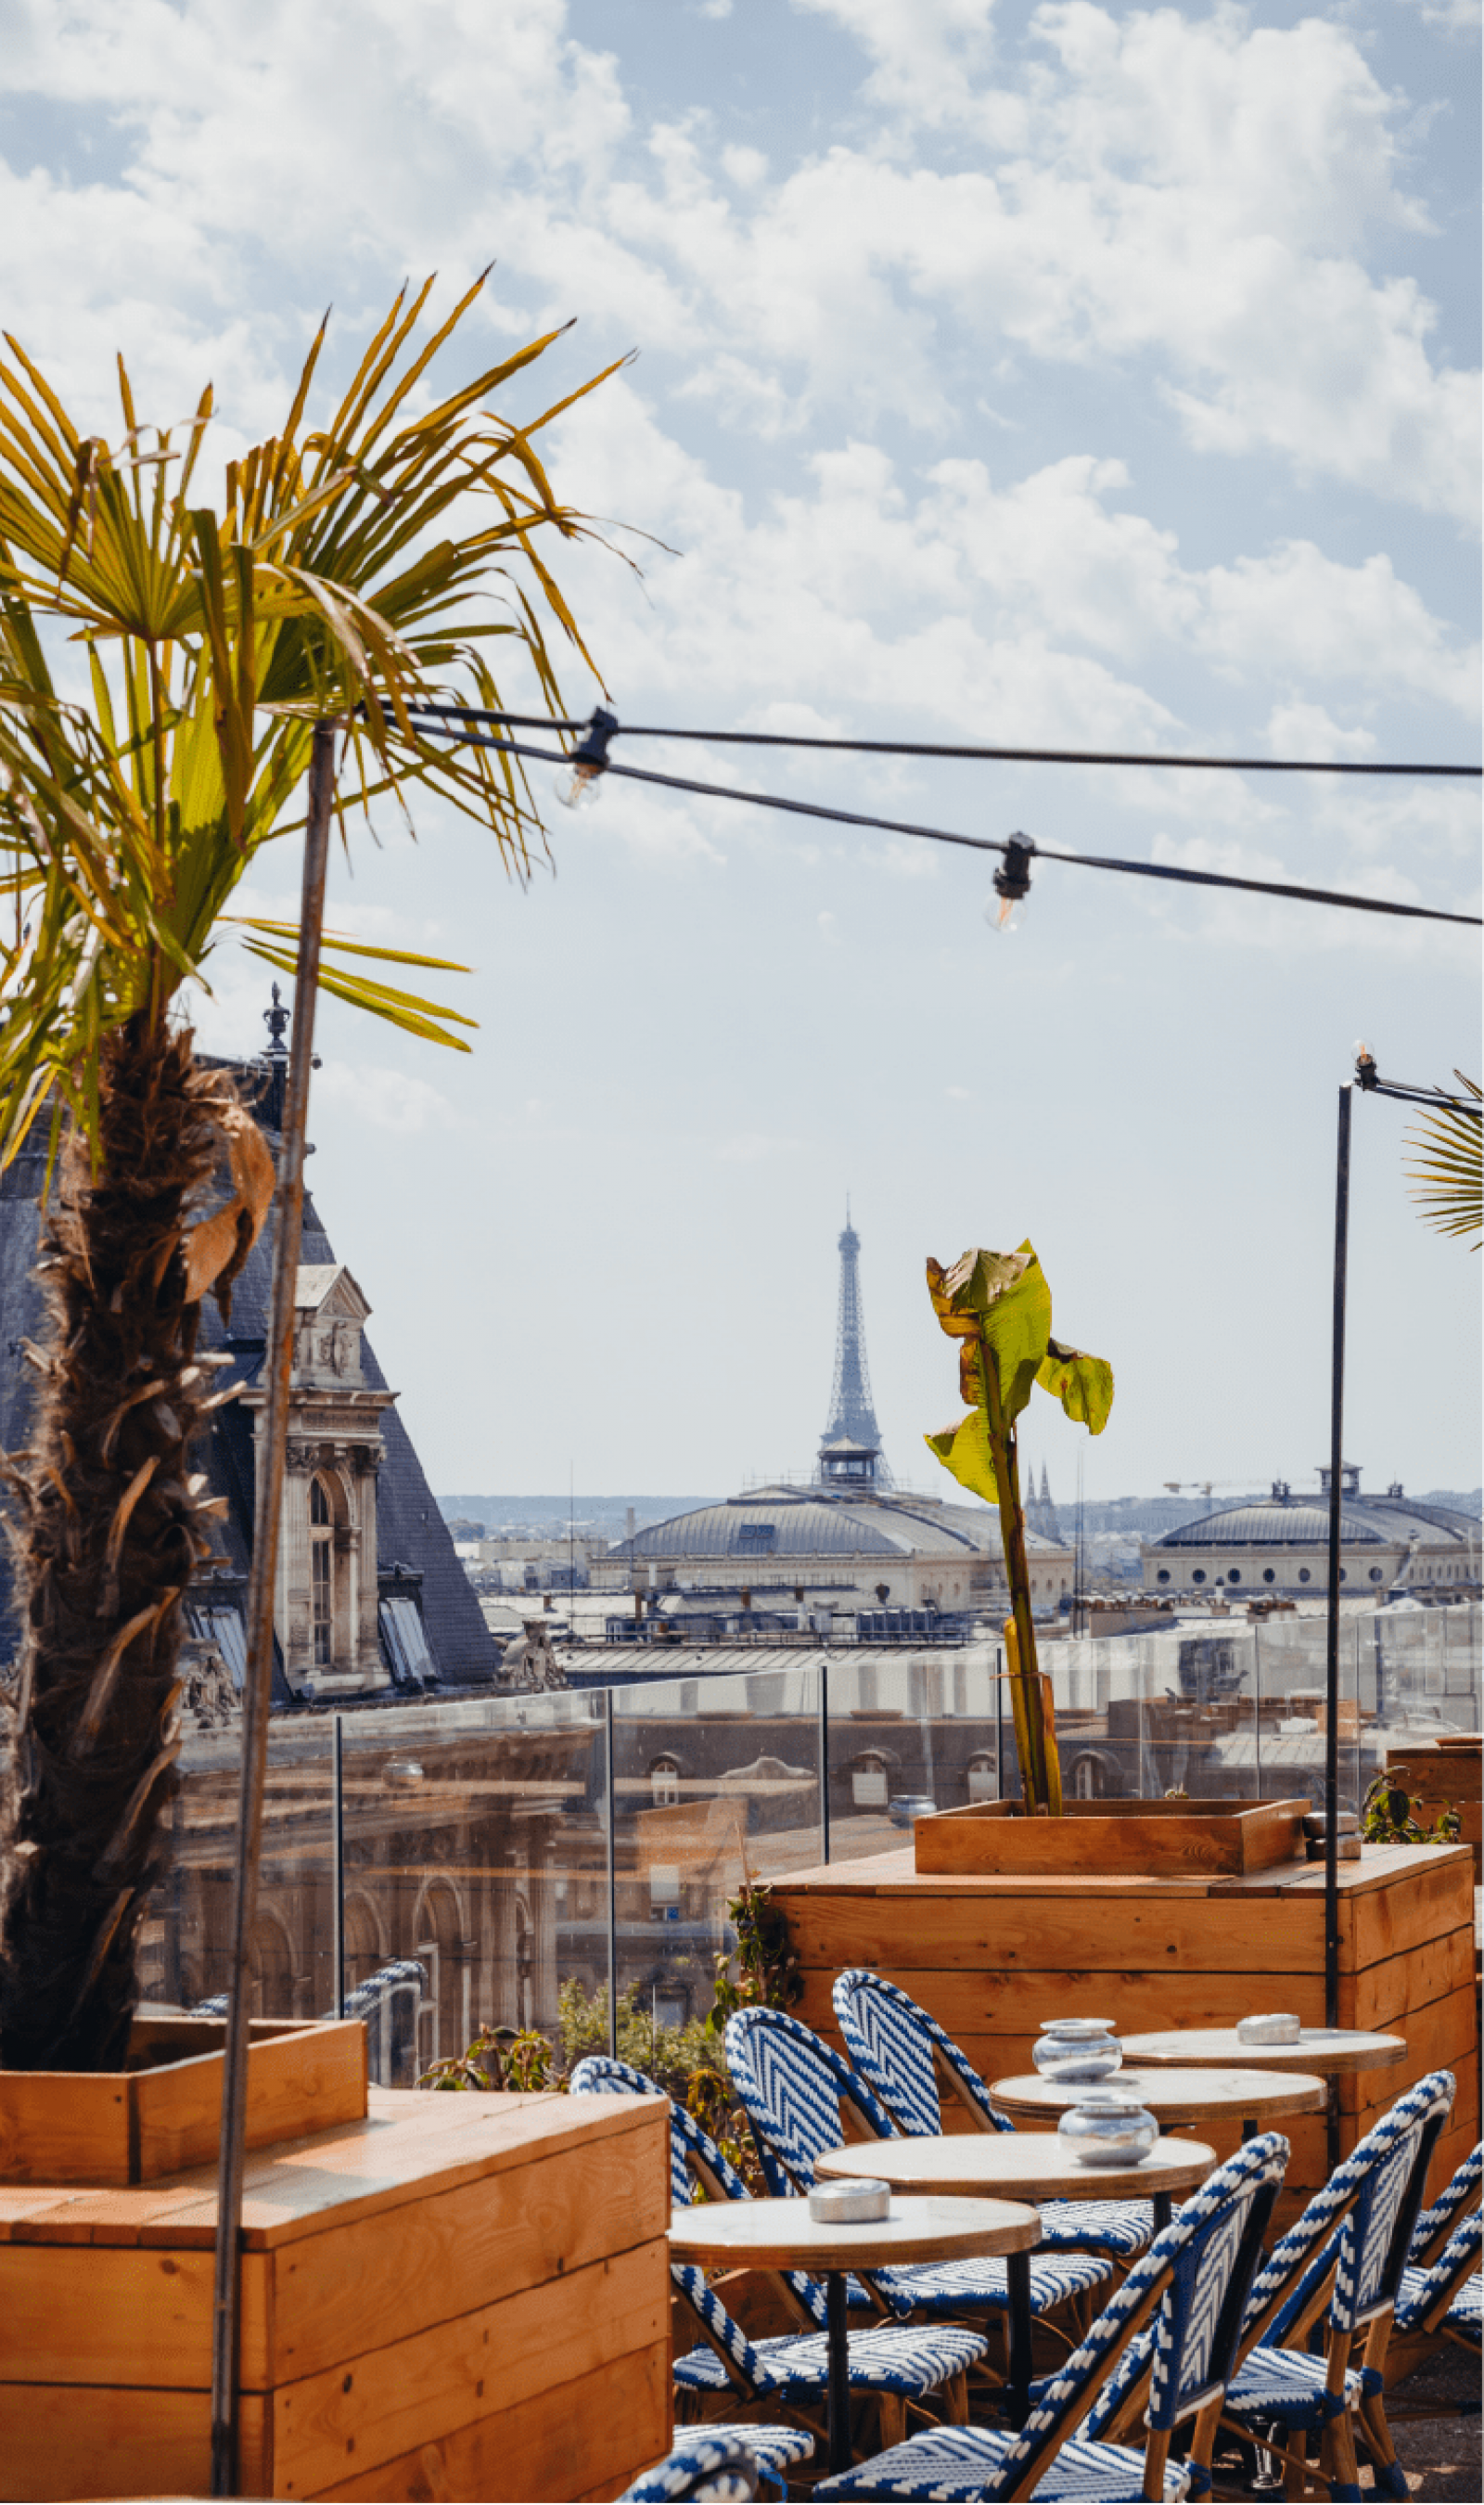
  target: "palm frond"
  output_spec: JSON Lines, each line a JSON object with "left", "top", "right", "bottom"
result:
{"left": 0, "top": 279, "right": 615, "bottom": 1163}
{"left": 1404, "top": 1073, "right": 1483, "bottom": 1251}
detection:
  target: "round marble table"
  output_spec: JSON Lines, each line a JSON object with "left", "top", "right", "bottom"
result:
{"left": 1120, "top": 2026, "right": 1407, "bottom": 2075}
{"left": 989, "top": 2065, "right": 1328, "bottom": 2143}
{"left": 815, "top": 2133, "right": 1217, "bottom": 2423}
{"left": 669, "top": 2192, "right": 1040, "bottom": 2473}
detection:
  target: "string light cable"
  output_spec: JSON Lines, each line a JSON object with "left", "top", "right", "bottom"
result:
{"left": 399, "top": 705, "right": 1482, "bottom": 931}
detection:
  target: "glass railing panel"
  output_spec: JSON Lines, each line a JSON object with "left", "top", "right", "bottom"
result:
{"left": 608, "top": 1666, "right": 822, "bottom": 2050}
{"left": 337, "top": 1687, "right": 607, "bottom": 2086}
{"left": 823, "top": 1647, "right": 1004, "bottom": 1856}
{"left": 141, "top": 1710, "right": 333, "bottom": 2019}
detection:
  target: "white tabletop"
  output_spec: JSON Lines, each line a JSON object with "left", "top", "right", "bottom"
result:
{"left": 668, "top": 2192, "right": 1041, "bottom": 2271}
{"left": 1119, "top": 2027, "right": 1406, "bottom": 2075}
{"left": 815, "top": 2130, "right": 1218, "bottom": 2203}
{"left": 989, "top": 2066, "right": 1328, "bottom": 2125}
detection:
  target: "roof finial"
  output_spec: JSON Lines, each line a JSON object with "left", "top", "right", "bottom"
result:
{"left": 263, "top": 983, "right": 290, "bottom": 1059}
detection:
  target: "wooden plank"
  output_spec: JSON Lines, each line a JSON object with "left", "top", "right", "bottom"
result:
{"left": 0, "top": 2070, "right": 130, "bottom": 2188}
{"left": 274, "top": 2240, "right": 668, "bottom": 2495}
{"left": 1343, "top": 1854, "right": 1474, "bottom": 1968}
{"left": 313, "top": 2342, "right": 670, "bottom": 2504}
{"left": 1340, "top": 1926, "right": 1474, "bottom": 2031}
{"left": 0, "top": 2242, "right": 270, "bottom": 2389}
{"left": 915, "top": 1798, "right": 1306, "bottom": 1879}
{"left": 796, "top": 1966, "right": 1330, "bottom": 2043}
{"left": 133, "top": 2018, "right": 366, "bottom": 2180}
{"left": 777, "top": 1888, "right": 1327, "bottom": 1974}
{"left": 1331, "top": 1985, "right": 1478, "bottom": 2113}
{"left": 270, "top": 2107, "right": 668, "bottom": 2383}
{"left": 0, "top": 2386, "right": 267, "bottom": 2502}
{"left": 134, "top": 2086, "right": 667, "bottom": 2252}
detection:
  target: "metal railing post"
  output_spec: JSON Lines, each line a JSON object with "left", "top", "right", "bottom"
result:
{"left": 819, "top": 1655, "right": 831, "bottom": 1864}
{"left": 331, "top": 1714, "right": 345, "bottom": 2020}
{"left": 605, "top": 1689, "right": 618, "bottom": 2059}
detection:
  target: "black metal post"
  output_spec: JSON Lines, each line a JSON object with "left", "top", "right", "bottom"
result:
{"left": 995, "top": 1639, "right": 1004, "bottom": 1797}
{"left": 331, "top": 1714, "right": 345, "bottom": 2020}
{"left": 210, "top": 721, "right": 337, "bottom": 2497}
{"left": 819, "top": 1654, "right": 831, "bottom": 1864}
{"left": 1324, "top": 1085, "right": 1351, "bottom": 2052}
{"left": 605, "top": 1688, "right": 618, "bottom": 2060}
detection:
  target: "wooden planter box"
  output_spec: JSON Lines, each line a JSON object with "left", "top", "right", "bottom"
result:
{"left": 0, "top": 2082, "right": 672, "bottom": 2501}
{"left": 1386, "top": 1740, "right": 1482, "bottom": 1885}
{"left": 915, "top": 1796, "right": 1308, "bottom": 1879}
{"left": 0, "top": 2014, "right": 367, "bottom": 2186}
{"left": 774, "top": 1840, "right": 1478, "bottom": 2232}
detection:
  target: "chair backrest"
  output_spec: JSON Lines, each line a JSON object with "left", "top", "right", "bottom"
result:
{"left": 1245, "top": 2069, "right": 1454, "bottom": 2344}
{"left": 724, "top": 2005, "right": 902, "bottom": 2196}
{"left": 621, "top": 2434, "right": 759, "bottom": 2502}
{"left": 570, "top": 2054, "right": 773, "bottom": 2387}
{"left": 1411, "top": 2139, "right": 1482, "bottom": 2268}
{"left": 1397, "top": 2208, "right": 1483, "bottom": 2339}
{"left": 832, "top": 1967, "right": 1010, "bottom": 2138}
{"left": 987, "top": 2136, "right": 1286, "bottom": 2500}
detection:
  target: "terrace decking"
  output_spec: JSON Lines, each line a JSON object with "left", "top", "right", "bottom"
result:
{"left": 0, "top": 2084, "right": 671, "bottom": 2502}
{"left": 772, "top": 1839, "right": 1478, "bottom": 2228}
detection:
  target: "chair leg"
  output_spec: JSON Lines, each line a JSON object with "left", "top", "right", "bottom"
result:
{"left": 1142, "top": 2423, "right": 1171, "bottom": 2501}
{"left": 1184, "top": 2394, "right": 1224, "bottom": 2498}
{"left": 876, "top": 2394, "right": 906, "bottom": 2454}
{"left": 944, "top": 2371, "right": 969, "bottom": 2427}
{"left": 1325, "top": 2405, "right": 1364, "bottom": 2502}
{"left": 1282, "top": 2430, "right": 1307, "bottom": 2501}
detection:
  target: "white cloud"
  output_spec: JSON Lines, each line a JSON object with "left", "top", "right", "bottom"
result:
{"left": 312, "top": 1061, "right": 462, "bottom": 1134}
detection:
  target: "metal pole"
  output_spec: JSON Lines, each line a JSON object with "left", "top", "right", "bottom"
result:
{"left": 995, "top": 1640, "right": 1004, "bottom": 1797}
{"left": 210, "top": 722, "right": 337, "bottom": 2497}
{"left": 1324, "top": 1083, "right": 1351, "bottom": 2047}
{"left": 331, "top": 1714, "right": 345, "bottom": 2021}
{"left": 818, "top": 1653, "right": 831, "bottom": 1865}
{"left": 604, "top": 1688, "right": 618, "bottom": 2060}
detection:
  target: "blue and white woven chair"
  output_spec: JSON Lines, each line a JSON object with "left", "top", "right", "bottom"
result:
{"left": 809, "top": 2135, "right": 1287, "bottom": 2502}
{"left": 621, "top": 2433, "right": 759, "bottom": 2501}
{"left": 725, "top": 2006, "right": 1112, "bottom": 2368}
{"left": 1371, "top": 2144, "right": 1471, "bottom": 2455}
{"left": 833, "top": 1968, "right": 1153, "bottom": 2263}
{"left": 569, "top": 2054, "right": 989, "bottom": 2460}
{"left": 1407, "top": 2137, "right": 1481, "bottom": 2268}
{"left": 1206, "top": 2068, "right": 1454, "bottom": 2502}
{"left": 624, "top": 2422, "right": 815, "bottom": 2501}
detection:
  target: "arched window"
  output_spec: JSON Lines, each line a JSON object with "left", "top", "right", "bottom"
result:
{"left": 852, "top": 1750, "right": 889, "bottom": 1808}
{"left": 1069, "top": 1754, "right": 1105, "bottom": 1799}
{"left": 966, "top": 1750, "right": 996, "bottom": 1802}
{"left": 650, "top": 1754, "right": 681, "bottom": 1808}
{"left": 311, "top": 1474, "right": 335, "bottom": 1666}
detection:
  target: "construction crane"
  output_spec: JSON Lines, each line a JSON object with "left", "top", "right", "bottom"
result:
{"left": 1161, "top": 1479, "right": 1261, "bottom": 1500}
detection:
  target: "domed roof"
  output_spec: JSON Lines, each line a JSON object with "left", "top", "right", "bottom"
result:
{"left": 1153, "top": 1482, "right": 1477, "bottom": 1550}
{"left": 610, "top": 1484, "right": 1066, "bottom": 1563}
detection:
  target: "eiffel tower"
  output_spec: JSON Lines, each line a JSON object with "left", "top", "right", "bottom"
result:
{"left": 817, "top": 1202, "right": 890, "bottom": 1488}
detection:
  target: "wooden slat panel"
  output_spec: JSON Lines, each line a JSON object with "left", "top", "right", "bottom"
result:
{"left": 313, "top": 2343, "right": 670, "bottom": 2504}
{"left": 269, "top": 2108, "right": 668, "bottom": 2383}
{"left": 0, "top": 2387, "right": 267, "bottom": 2503}
{"left": 796, "top": 1966, "right": 1330, "bottom": 2041}
{"left": 778, "top": 1889, "right": 1326, "bottom": 1974}
{"left": 1341, "top": 1926, "right": 1474, "bottom": 2031}
{"left": 275, "top": 2240, "right": 668, "bottom": 2495}
{"left": 0, "top": 2072, "right": 130, "bottom": 2188}
{"left": 1344, "top": 1856, "right": 1474, "bottom": 1969}
{"left": 0, "top": 2244, "right": 270, "bottom": 2389}
{"left": 133, "top": 2020, "right": 367, "bottom": 2180}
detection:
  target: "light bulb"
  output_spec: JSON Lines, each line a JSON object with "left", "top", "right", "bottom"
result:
{"left": 985, "top": 889, "right": 1029, "bottom": 935}
{"left": 554, "top": 761, "right": 603, "bottom": 810}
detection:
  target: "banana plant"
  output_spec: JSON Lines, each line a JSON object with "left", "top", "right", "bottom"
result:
{"left": 924, "top": 1244, "right": 1113, "bottom": 1815}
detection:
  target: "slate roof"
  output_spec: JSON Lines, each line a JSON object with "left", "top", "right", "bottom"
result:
{"left": 0, "top": 1068, "right": 499, "bottom": 1695}
{"left": 1154, "top": 1490, "right": 1479, "bottom": 1551}
{"left": 611, "top": 1484, "right": 1068, "bottom": 1563}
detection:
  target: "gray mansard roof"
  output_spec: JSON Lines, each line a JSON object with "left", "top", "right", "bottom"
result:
{"left": 610, "top": 1484, "right": 1068, "bottom": 1563}
{"left": 1154, "top": 1489, "right": 1478, "bottom": 1551}
{"left": 0, "top": 1082, "right": 499, "bottom": 1694}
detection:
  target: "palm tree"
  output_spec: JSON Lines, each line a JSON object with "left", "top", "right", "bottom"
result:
{"left": 0, "top": 277, "right": 618, "bottom": 2069}
{"left": 1405, "top": 1074, "right": 1482, "bottom": 1252}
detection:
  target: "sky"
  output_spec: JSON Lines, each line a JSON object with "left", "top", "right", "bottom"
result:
{"left": 3, "top": 0, "right": 1479, "bottom": 1505}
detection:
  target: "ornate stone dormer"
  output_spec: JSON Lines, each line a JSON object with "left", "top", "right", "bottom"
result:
{"left": 242, "top": 1264, "right": 398, "bottom": 1700}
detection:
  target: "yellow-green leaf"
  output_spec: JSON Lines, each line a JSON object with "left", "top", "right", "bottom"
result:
{"left": 923, "top": 1411, "right": 1000, "bottom": 1506}
{"left": 1036, "top": 1337, "right": 1115, "bottom": 1434}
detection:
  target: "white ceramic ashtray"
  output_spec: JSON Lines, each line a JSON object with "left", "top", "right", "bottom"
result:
{"left": 1236, "top": 2013, "right": 1302, "bottom": 2045}
{"left": 809, "top": 2178, "right": 889, "bottom": 2223}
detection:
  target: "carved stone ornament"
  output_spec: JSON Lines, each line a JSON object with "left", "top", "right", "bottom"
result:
{"left": 284, "top": 1440, "right": 320, "bottom": 1474}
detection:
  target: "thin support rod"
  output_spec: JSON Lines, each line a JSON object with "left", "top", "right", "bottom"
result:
{"left": 818, "top": 1654, "right": 831, "bottom": 1866}
{"left": 331, "top": 1714, "right": 345, "bottom": 2021}
{"left": 210, "top": 721, "right": 337, "bottom": 2498}
{"left": 1324, "top": 1085, "right": 1351, "bottom": 2050}
{"left": 604, "top": 1689, "right": 618, "bottom": 2061}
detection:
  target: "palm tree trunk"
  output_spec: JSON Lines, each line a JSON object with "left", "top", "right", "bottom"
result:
{"left": 0, "top": 1021, "right": 238, "bottom": 2070}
